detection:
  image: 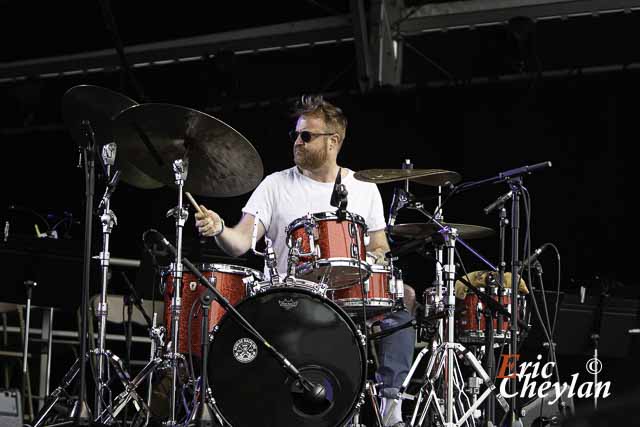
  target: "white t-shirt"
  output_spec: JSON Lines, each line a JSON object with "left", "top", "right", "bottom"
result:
{"left": 242, "top": 166, "right": 386, "bottom": 276}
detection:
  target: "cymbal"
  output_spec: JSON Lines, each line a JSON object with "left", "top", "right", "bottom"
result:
{"left": 354, "top": 169, "right": 461, "bottom": 186}
{"left": 112, "top": 103, "right": 263, "bottom": 197}
{"left": 61, "top": 85, "right": 164, "bottom": 189}
{"left": 389, "top": 222, "right": 495, "bottom": 240}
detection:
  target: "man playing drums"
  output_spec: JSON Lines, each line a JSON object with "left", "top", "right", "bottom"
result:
{"left": 196, "top": 95, "right": 415, "bottom": 427}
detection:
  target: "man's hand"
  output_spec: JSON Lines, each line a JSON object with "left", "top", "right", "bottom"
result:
{"left": 368, "top": 247, "right": 389, "bottom": 265}
{"left": 195, "top": 205, "right": 224, "bottom": 237}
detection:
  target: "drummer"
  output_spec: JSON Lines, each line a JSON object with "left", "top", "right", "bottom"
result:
{"left": 196, "top": 95, "right": 415, "bottom": 427}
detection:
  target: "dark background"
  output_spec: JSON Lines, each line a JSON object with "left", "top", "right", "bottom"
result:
{"left": 1, "top": 0, "right": 638, "bottom": 420}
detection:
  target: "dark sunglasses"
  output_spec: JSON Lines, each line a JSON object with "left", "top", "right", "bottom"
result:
{"left": 289, "top": 130, "right": 335, "bottom": 143}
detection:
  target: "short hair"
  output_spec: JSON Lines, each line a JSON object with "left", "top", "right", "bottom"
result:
{"left": 293, "top": 94, "right": 348, "bottom": 145}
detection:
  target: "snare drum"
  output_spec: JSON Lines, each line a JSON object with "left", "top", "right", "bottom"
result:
{"left": 286, "top": 212, "right": 370, "bottom": 289}
{"left": 251, "top": 277, "right": 328, "bottom": 296}
{"left": 456, "top": 287, "right": 528, "bottom": 345}
{"left": 331, "top": 264, "right": 397, "bottom": 316}
{"left": 161, "top": 263, "right": 262, "bottom": 356}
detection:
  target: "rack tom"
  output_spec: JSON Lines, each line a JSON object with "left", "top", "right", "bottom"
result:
{"left": 286, "top": 212, "right": 370, "bottom": 289}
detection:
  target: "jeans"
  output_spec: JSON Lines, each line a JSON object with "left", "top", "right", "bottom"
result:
{"left": 375, "top": 309, "right": 416, "bottom": 398}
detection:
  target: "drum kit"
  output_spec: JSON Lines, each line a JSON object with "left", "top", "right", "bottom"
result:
{"left": 32, "top": 85, "right": 552, "bottom": 427}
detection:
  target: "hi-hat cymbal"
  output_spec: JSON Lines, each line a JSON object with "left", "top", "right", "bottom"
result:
{"left": 389, "top": 222, "right": 495, "bottom": 240}
{"left": 61, "top": 85, "right": 164, "bottom": 189}
{"left": 112, "top": 103, "right": 264, "bottom": 197}
{"left": 354, "top": 169, "right": 461, "bottom": 186}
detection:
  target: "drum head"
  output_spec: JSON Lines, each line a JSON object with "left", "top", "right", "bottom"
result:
{"left": 208, "top": 288, "right": 366, "bottom": 427}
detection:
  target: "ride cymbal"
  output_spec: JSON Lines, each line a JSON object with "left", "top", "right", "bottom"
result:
{"left": 388, "top": 222, "right": 495, "bottom": 240}
{"left": 354, "top": 169, "right": 461, "bottom": 186}
{"left": 112, "top": 103, "right": 264, "bottom": 197}
{"left": 61, "top": 85, "right": 164, "bottom": 189}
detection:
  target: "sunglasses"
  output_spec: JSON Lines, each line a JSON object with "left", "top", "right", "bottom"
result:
{"left": 289, "top": 130, "right": 335, "bottom": 143}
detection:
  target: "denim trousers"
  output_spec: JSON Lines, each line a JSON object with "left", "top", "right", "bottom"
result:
{"left": 375, "top": 309, "right": 416, "bottom": 398}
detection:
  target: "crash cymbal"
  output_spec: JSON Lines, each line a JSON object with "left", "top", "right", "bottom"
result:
{"left": 61, "top": 85, "right": 164, "bottom": 189}
{"left": 112, "top": 103, "right": 263, "bottom": 197}
{"left": 354, "top": 169, "right": 461, "bottom": 186}
{"left": 389, "top": 222, "right": 495, "bottom": 240}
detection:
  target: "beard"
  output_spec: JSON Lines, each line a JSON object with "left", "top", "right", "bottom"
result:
{"left": 293, "top": 144, "right": 329, "bottom": 170}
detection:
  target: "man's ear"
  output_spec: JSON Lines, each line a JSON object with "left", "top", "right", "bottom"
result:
{"left": 330, "top": 133, "right": 340, "bottom": 151}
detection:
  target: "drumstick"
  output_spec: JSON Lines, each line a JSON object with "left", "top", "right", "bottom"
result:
{"left": 185, "top": 191, "right": 204, "bottom": 215}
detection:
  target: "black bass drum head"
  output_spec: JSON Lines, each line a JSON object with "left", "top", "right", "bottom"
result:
{"left": 208, "top": 287, "right": 366, "bottom": 426}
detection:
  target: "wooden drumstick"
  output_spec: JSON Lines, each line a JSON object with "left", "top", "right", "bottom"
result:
{"left": 185, "top": 191, "right": 204, "bottom": 215}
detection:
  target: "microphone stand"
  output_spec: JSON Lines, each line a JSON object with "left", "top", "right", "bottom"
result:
{"left": 71, "top": 120, "right": 97, "bottom": 425}
{"left": 190, "top": 290, "right": 222, "bottom": 427}
{"left": 95, "top": 160, "right": 118, "bottom": 417}
{"left": 22, "top": 280, "right": 36, "bottom": 419}
{"left": 508, "top": 177, "right": 523, "bottom": 427}
{"left": 484, "top": 205, "right": 508, "bottom": 427}
{"left": 167, "top": 159, "right": 189, "bottom": 426}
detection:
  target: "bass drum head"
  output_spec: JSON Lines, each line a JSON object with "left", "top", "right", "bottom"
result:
{"left": 208, "top": 288, "right": 366, "bottom": 427}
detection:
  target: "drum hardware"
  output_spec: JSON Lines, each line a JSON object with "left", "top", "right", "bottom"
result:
{"left": 95, "top": 153, "right": 121, "bottom": 416}
{"left": 189, "top": 290, "right": 224, "bottom": 427}
{"left": 391, "top": 225, "right": 510, "bottom": 426}
{"left": 21, "top": 280, "right": 36, "bottom": 420}
{"left": 56, "top": 84, "right": 165, "bottom": 425}
{"left": 250, "top": 211, "right": 282, "bottom": 286}
{"left": 147, "top": 230, "right": 340, "bottom": 425}
{"left": 485, "top": 198, "right": 509, "bottom": 426}
{"left": 448, "top": 161, "right": 552, "bottom": 426}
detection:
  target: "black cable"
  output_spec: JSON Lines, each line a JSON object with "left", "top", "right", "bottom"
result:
{"left": 521, "top": 188, "right": 562, "bottom": 390}
{"left": 347, "top": 211, "right": 368, "bottom": 358}
{"left": 187, "top": 295, "right": 200, "bottom": 383}
{"left": 546, "top": 243, "right": 562, "bottom": 339}
{"left": 98, "top": 0, "right": 148, "bottom": 102}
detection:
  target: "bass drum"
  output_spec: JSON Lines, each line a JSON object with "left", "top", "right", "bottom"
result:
{"left": 208, "top": 287, "right": 366, "bottom": 427}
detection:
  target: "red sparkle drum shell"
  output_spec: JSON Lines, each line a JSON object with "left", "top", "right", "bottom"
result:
{"left": 456, "top": 287, "right": 527, "bottom": 344}
{"left": 286, "top": 212, "right": 370, "bottom": 289}
{"left": 162, "top": 264, "right": 262, "bottom": 356}
{"left": 331, "top": 264, "right": 396, "bottom": 315}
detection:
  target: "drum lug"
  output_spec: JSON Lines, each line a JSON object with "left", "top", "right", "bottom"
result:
{"left": 354, "top": 392, "right": 366, "bottom": 410}
{"left": 315, "top": 282, "right": 328, "bottom": 296}
{"left": 348, "top": 222, "right": 357, "bottom": 238}
{"left": 356, "top": 328, "right": 367, "bottom": 348}
{"left": 350, "top": 243, "right": 359, "bottom": 259}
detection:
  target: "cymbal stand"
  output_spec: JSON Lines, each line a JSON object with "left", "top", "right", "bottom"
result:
{"left": 95, "top": 144, "right": 119, "bottom": 416}
{"left": 167, "top": 158, "right": 189, "bottom": 426}
{"left": 404, "top": 228, "right": 508, "bottom": 427}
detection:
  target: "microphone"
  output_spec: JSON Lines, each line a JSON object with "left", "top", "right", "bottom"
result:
{"left": 101, "top": 142, "right": 117, "bottom": 167}
{"left": 330, "top": 169, "right": 348, "bottom": 208}
{"left": 143, "top": 229, "right": 177, "bottom": 257}
{"left": 483, "top": 190, "right": 513, "bottom": 215}
{"left": 521, "top": 243, "right": 550, "bottom": 268}
{"left": 388, "top": 186, "right": 401, "bottom": 228}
